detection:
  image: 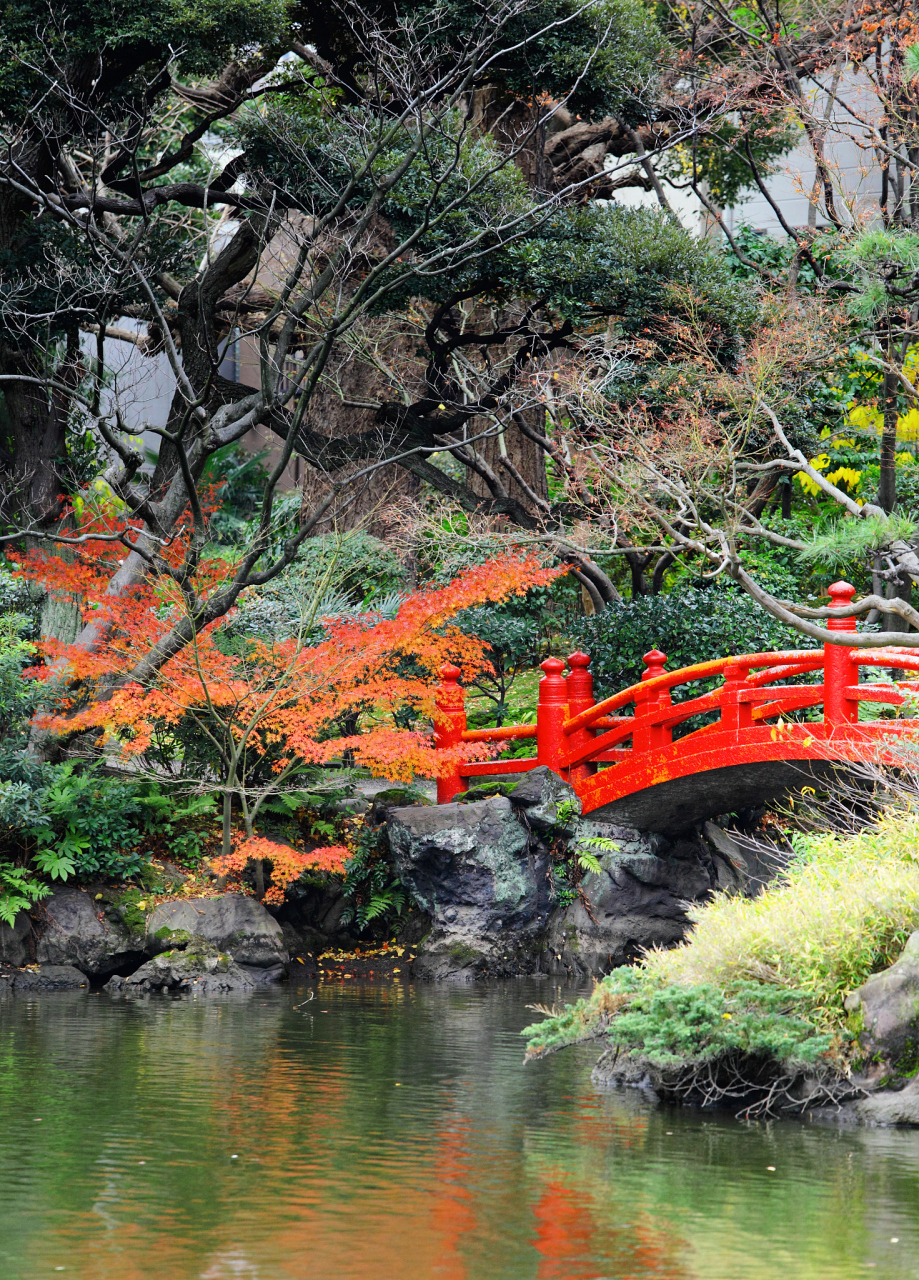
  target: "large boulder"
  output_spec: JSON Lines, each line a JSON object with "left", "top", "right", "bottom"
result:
{"left": 107, "top": 938, "right": 257, "bottom": 994}
{"left": 508, "top": 766, "right": 581, "bottom": 837}
{"left": 145, "top": 894, "right": 288, "bottom": 968}
{"left": 845, "top": 931, "right": 919, "bottom": 1066}
{"left": 13, "top": 964, "right": 89, "bottom": 991}
{"left": 545, "top": 823, "right": 714, "bottom": 976}
{"left": 388, "top": 795, "right": 553, "bottom": 977}
{"left": 389, "top": 795, "right": 549, "bottom": 933}
{"left": 34, "top": 888, "right": 136, "bottom": 976}
{"left": 855, "top": 1078, "right": 919, "bottom": 1126}
{"left": 0, "top": 911, "right": 32, "bottom": 967}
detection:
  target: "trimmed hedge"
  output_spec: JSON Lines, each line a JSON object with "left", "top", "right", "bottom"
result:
{"left": 570, "top": 585, "right": 813, "bottom": 698}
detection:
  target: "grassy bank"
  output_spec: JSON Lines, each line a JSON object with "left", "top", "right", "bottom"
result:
{"left": 524, "top": 808, "right": 919, "bottom": 1106}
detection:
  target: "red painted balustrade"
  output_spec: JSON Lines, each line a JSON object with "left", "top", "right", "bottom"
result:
{"left": 432, "top": 580, "right": 919, "bottom": 814}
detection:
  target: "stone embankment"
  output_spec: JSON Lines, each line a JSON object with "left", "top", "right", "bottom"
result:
{"left": 841, "top": 932, "right": 919, "bottom": 1126}
{"left": 0, "top": 766, "right": 782, "bottom": 994}
{"left": 386, "top": 767, "right": 779, "bottom": 981}
{"left": 0, "top": 891, "right": 288, "bottom": 994}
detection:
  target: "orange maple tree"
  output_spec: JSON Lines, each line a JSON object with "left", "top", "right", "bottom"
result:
{"left": 17, "top": 521, "right": 565, "bottom": 866}
{"left": 212, "top": 836, "right": 351, "bottom": 905}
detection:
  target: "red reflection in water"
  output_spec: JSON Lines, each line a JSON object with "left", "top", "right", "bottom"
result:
{"left": 532, "top": 1175, "right": 604, "bottom": 1280}
{"left": 430, "top": 1119, "right": 478, "bottom": 1280}
{"left": 531, "top": 1169, "right": 690, "bottom": 1280}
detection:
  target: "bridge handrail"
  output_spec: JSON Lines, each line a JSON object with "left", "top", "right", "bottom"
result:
{"left": 562, "top": 648, "right": 919, "bottom": 739}
{"left": 460, "top": 724, "right": 537, "bottom": 743}
{"left": 853, "top": 650, "right": 919, "bottom": 670}
{"left": 432, "top": 580, "right": 919, "bottom": 804}
{"left": 562, "top": 650, "right": 822, "bottom": 736}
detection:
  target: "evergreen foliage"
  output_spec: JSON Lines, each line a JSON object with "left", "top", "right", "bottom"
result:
{"left": 570, "top": 583, "right": 811, "bottom": 698}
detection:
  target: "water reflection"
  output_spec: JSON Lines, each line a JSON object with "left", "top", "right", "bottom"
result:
{"left": 1, "top": 981, "right": 918, "bottom": 1279}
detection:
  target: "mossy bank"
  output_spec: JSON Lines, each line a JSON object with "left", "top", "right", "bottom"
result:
{"left": 524, "top": 805, "right": 919, "bottom": 1124}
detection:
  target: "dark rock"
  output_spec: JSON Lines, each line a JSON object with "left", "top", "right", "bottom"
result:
{"left": 394, "top": 907, "right": 432, "bottom": 947}
{"left": 545, "top": 821, "right": 714, "bottom": 976}
{"left": 592, "top": 1047, "right": 659, "bottom": 1092}
{"left": 389, "top": 795, "right": 551, "bottom": 938}
{"left": 368, "top": 786, "right": 431, "bottom": 826}
{"left": 388, "top": 794, "right": 554, "bottom": 977}
{"left": 279, "top": 920, "right": 327, "bottom": 958}
{"left": 282, "top": 876, "right": 352, "bottom": 941}
{"left": 413, "top": 942, "right": 487, "bottom": 981}
{"left": 107, "top": 938, "right": 256, "bottom": 994}
{"left": 508, "top": 767, "right": 581, "bottom": 837}
{"left": 239, "top": 963, "right": 286, "bottom": 985}
{"left": 845, "top": 931, "right": 919, "bottom": 1065}
{"left": 457, "top": 781, "right": 517, "bottom": 804}
{"left": 0, "top": 910, "right": 32, "bottom": 967}
{"left": 145, "top": 894, "right": 288, "bottom": 968}
{"left": 13, "top": 964, "right": 89, "bottom": 991}
{"left": 314, "top": 891, "right": 350, "bottom": 937}
{"left": 855, "top": 1078, "right": 919, "bottom": 1126}
{"left": 702, "top": 822, "right": 747, "bottom": 894}
{"left": 160, "top": 862, "right": 189, "bottom": 888}
{"left": 702, "top": 821, "right": 790, "bottom": 896}
{"left": 35, "top": 888, "right": 134, "bottom": 976}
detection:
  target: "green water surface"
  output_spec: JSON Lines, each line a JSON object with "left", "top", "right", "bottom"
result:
{"left": 2, "top": 978, "right": 919, "bottom": 1280}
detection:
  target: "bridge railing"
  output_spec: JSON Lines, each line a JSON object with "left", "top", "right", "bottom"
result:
{"left": 433, "top": 579, "right": 919, "bottom": 803}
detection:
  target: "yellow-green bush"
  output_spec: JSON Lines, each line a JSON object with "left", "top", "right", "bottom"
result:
{"left": 643, "top": 811, "right": 919, "bottom": 1029}
{"left": 645, "top": 808, "right": 919, "bottom": 1029}
{"left": 525, "top": 807, "right": 919, "bottom": 1070}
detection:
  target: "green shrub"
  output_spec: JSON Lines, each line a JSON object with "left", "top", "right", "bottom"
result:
{"left": 227, "top": 531, "right": 407, "bottom": 644}
{"left": 641, "top": 813, "right": 919, "bottom": 1025}
{"left": 0, "top": 860, "right": 49, "bottom": 926}
{"left": 571, "top": 583, "right": 812, "bottom": 699}
{"left": 340, "top": 818, "right": 408, "bottom": 932}
{"left": 525, "top": 804, "right": 919, "bottom": 1076}
{"left": 524, "top": 973, "right": 830, "bottom": 1068}
{"left": 28, "top": 766, "right": 171, "bottom": 880}
{"left": 454, "top": 607, "right": 545, "bottom": 726}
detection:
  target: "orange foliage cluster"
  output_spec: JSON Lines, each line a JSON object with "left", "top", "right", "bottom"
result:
{"left": 17, "top": 525, "right": 564, "bottom": 783}
{"left": 211, "top": 836, "right": 349, "bottom": 904}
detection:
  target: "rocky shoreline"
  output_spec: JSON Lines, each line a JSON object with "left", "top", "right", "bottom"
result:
{"left": 385, "top": 767, "right": 773, "bottom": 981}
{"left": 583, "top": 925, "right": 919, "bottom": 1129}
{"left": 8, "top": 767, "right": 919, "bottom": 1132}
{"left": 0, "top": 766, "right": 780, "bottom": 996}
{"left": 0, "top": 889, "right": 290, "bottom": 994}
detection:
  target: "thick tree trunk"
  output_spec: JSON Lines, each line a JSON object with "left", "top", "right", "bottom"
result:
{"left": 878, "top": 367, "right": 899, "bottom": 513}
{"left": 297, "top": 331, "right": 422, "bottom": 537}
{"left": 0, "top": 347, "right": 71, "bottom": 528}
{"left": 465, "top": 407, "right": 549, "bottom": 519}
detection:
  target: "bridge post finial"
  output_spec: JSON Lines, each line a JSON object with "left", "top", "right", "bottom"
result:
{"left": 566, "top": 651, "right": 596, "bottom": 783}
{"left": 537, "top": 657, "right": 568, "bottom": 775}
{"left": 435, "top": 664, "right": 467, "bottom": 803}
{"left": 824, "top": 581, "right": 859, "bottom": 731}
{"left": 642, "top": 649, "right": 668, "bottom": 682}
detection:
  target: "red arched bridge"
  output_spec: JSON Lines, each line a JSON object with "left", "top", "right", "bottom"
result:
{"left": 433, "top": 582, "right": 919, "bottom": 834}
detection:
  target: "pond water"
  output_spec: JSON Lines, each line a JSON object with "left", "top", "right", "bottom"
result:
{"left": 3, "top": 978, "right": 919, "bottom": 1280}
